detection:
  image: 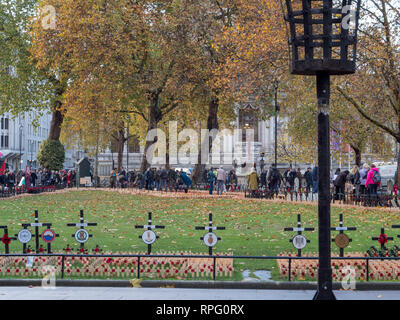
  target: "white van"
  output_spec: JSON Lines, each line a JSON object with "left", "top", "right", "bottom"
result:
{"left": 377, "top": 164, "right": 397, "bottom": 191}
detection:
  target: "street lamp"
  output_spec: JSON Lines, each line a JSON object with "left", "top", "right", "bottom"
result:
{"left": 282, "top": 0, "right": 361, "bottom": 300}
{"left": 274, "top": 79, "right": 280, "bottom": 168}
{"left": 17, "top": 123, "right": 23, "bottom": 171}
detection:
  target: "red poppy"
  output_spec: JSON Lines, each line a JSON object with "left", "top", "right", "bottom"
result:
{"left": 378, "top": 234, "right": 388, "bottom": 245}
{"left": 1, "top": 234, "right": 11, "bottom": 245}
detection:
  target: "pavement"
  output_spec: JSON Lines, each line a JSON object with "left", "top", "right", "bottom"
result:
{"left": 0, "top": 286, "right": 399, "bottom": 300}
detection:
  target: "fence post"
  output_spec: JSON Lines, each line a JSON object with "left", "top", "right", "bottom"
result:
{"left": 288, "top": 258, "right": 292, "bottom": 281}
{"left": 61, "top": 255, "right": 65, "bottom": 279}
{"left": 137, "top": 256, "right": 141, "bottom": 279}
{"left": 213, "top": 257, "right": 216, "bottom": 281}
{"left": 366, "top": 259, "right": 369, "bottom": 282}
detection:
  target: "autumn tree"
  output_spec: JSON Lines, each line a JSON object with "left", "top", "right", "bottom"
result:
{"left": 337, "top": 0, "right": 400, "bottom": 182}
{"left": 0, "top": 0, "right": 51, "bottom": 116}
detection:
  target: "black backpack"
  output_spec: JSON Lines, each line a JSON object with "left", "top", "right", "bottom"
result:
{"left": 272, "top": 169, "right": 279, "bottom": 181}
{"left": 372, "top": 170, "right": 381, "bottom": 184}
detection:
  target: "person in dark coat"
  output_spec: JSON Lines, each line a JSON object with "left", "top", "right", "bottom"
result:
{"left": 334, "top": 170, "right": 349, "bottom": 200}
{"left": 304, "top": 167, "right": 313, "bottom": 193}
{"left": 31, "top": 170, "right": 37, "bottom": 187}
{"left": 268, "top": 164, "right": 281, "bottom": 196}
{"left": 160, "top": 167, "right": 168, "bottom": 192}
{"left": 167, "top": 168, "right": 177, "bottom": 192}
{"left": 180, "top": 170, "right": 192, "bottom": 193}
{"left": 312, "top": 165, "right": 318, "bottom": 193}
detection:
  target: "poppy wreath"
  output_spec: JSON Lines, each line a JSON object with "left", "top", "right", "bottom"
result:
{"left": 378, "top": 234, "right": 388, "bottom": 245}
{"left": 1, "top": 234, "right": 11, "bottom": 245}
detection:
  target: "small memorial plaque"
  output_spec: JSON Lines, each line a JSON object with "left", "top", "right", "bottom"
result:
{"left": 334, "top": 233, "right": 350, "bottom": 249}
{"left": 75, "top": 229, "right": 90, "bottom": 243}
{"left": 41, "top": 229, "right": 56, "bottom": 243}
{"left": 141, "top": 230, "right": 157, "bottom": 245}
{"left": 292, "top": 235, "right": 307, "bottom": 250}
{"left": 18, "top": 229, "right": 32, "bottom": 244}
{"left": 203, "top": 232, "right": 218, "bottom": 247}
{"left": 135, "top": 212, "right": 165, "bottom": 255}
{"left": 196, "top": 213, "right": 225, "bottom": 255}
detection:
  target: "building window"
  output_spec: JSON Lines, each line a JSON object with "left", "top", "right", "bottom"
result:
{"left": 1, "top": 135, "right": 8, "bottom": 148}
{"left": 239, "top": 107, "right": 259, "bottom": 142}
{"left": 5, "top": 118, "right": 8, "bottom": 130}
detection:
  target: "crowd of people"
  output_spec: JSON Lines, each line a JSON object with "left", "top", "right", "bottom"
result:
{"left": 0, "top": 162, "right": 388, "bottom": 203}
{"left": 332, "top": 163, "right": 382, "bottom": 200}
{"left": 246, "top": 162, "right": 385, "bottom": 201}
{"left": 109, "top": 167, "right": 193, "bottom": 193}
{"left": 0, "top": 168, "right": 77, "bottom": 192}
{"left": 246, "top": 165, "right": 319, "bottom": 197}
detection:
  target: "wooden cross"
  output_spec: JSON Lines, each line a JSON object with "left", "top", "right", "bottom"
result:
{"left": 0, "top": 226, "right": 16, "bottom": 254}
{"left": 391, "top": 224, "right": 400, "bottom": 243}
{"left": 20, "top": 210, "right": 57, "bottom": 253}
{"left": 135, "top": 212, "right": 165, "bottom": 255}
{"left": 67, "top": 210, "right": 97, "bottom": 253}
{"left": 195, "top": 213, "right": 226, "bottom": 256}
{"left": 284, "top": 214, "right": 314, "bottom": 257}
{"left": 331, "top": 214, "right": 356, "bottom": 257}
{"left": 372, "top": 227, "right": 394, "bottom": 251}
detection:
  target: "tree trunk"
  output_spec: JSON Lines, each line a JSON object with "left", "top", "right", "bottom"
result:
{"left": 396, "top": 150, "right": 400, "bottom": 187}
{"left": 352, "top": 146, "right": 361, "bottom": 167}
{"left": 116, "top": 127, "right": 125, "bottom": 173}
{"left": 140, "top": 93, "right": 163, "bottom": 172}
{"left": 49, "top": 108, "right": 64, "bottom": 141}
{"left": 94, "top": 131, "right": 99, "bottom": 187}
{"left": 192, "top": 97, "right": 219, "bottom": 184}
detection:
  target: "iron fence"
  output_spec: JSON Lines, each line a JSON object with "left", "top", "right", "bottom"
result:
{"left": 0, "top": 252, "right": 398, "bottom": 282}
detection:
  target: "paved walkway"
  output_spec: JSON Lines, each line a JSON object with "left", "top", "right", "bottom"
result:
{"left": 0, "top": 287, "right": 399, "bottom": 300}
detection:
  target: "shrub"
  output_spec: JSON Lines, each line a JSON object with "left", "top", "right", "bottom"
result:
{"left": 37, "top": 139, "right": 65, "bottom": 170}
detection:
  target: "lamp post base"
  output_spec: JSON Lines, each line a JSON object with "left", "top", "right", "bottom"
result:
{"left": 313, "top": 289, "right": 336, "bottom": 300}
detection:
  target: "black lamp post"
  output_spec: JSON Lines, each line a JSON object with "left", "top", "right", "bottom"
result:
{"left": 283, "top": 0, "right": 361, "bottom": 300}
{"left": 274, "top": 78, "right": 280, "bottom": 168}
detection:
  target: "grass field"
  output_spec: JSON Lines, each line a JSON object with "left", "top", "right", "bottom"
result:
{"left": 0, "top": 189, "right": 398, "bottom": 281}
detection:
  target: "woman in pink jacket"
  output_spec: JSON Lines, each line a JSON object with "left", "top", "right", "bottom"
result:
{"left": 365, "top": 164, "right": 380, "bottom": 196}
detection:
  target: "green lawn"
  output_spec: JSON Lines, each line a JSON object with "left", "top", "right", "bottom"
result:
{"left": 0, "top": 190, "right": 398, "bottom": 281}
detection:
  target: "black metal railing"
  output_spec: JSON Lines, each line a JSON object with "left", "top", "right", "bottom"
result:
{"left": 0, "top": 253, "right": 399, "bottom": 282}
{"left": 0, "top": 185, "right": 66, "bottom": 199}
